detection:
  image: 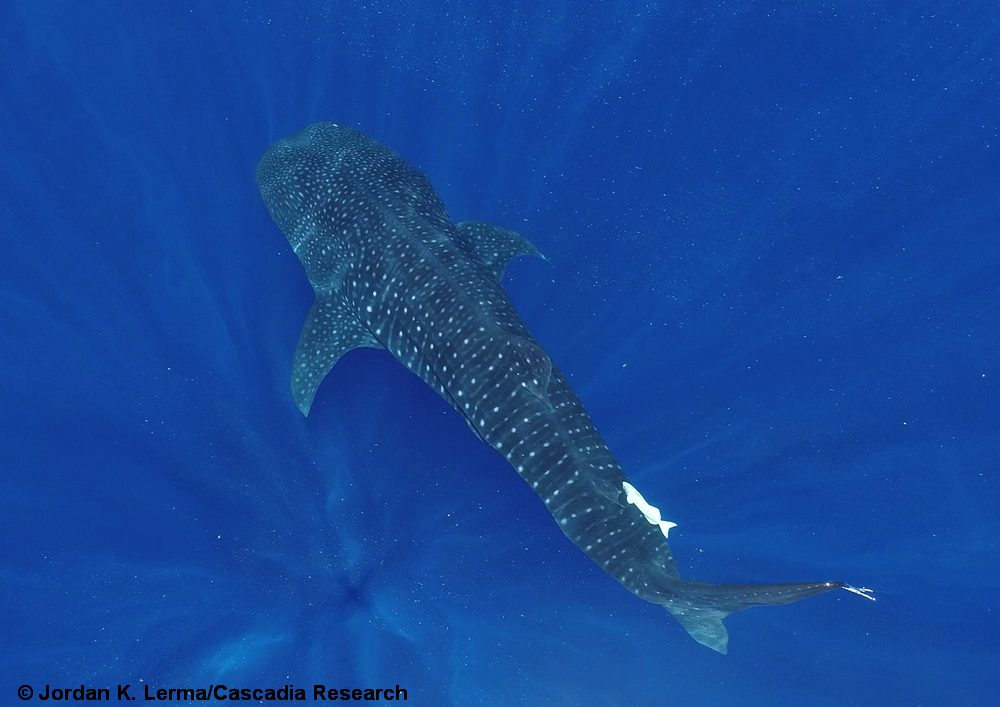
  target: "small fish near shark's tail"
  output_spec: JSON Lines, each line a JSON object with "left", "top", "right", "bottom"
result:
{"left": 658, "top": 579, "right": 844, "bottom": 654}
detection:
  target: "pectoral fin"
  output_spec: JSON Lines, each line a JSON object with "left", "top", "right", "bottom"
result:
{"left": 456, "top": 220, "right": 546, "bottom": 280}
{"left": 291, "top": 293, "right": 382, "bottom": 416}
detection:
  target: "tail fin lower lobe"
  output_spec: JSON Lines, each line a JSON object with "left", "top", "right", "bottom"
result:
{"left": 661, "top": 580, "right": 842, "bottom": 654}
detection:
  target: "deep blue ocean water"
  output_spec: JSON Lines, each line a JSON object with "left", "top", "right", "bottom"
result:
{"left": 2, "top": 2, "right": 997, "bottom": 705}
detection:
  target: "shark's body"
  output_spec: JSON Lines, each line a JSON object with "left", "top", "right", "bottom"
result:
{"left": 256, "top": 122, "right": 841, "bottom": 653}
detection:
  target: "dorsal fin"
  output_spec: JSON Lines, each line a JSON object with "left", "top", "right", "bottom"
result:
{"left": 509, "top": 336, "right": 553, "bottom": 406}
{"left": 291, "top": 292, "right": 382, "bottom": 416}
{"left": 456, "top": 220, "right": 546, "bottom": 279}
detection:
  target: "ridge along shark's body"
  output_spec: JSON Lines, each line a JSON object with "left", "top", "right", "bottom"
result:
{"left": 256, "top": 122, "right": 842, "bottom": 653}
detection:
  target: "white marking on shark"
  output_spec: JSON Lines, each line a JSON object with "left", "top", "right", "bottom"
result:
{"left": 622, "top": 481, "right": 678, "bottom": 538}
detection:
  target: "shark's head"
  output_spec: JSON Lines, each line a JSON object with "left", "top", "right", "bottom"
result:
{"left": 256, "top": 121, "right": 450, "bottom": 291}
{"left": 255, "top": 123, "right": 368, "bottom": 290}
{"left": 256, "top": 124, "right": 341, "bottom": 250}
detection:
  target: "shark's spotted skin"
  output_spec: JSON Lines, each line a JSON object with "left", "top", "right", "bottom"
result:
{"left": 256, "top": 123, "right": 841, "bottom": 653}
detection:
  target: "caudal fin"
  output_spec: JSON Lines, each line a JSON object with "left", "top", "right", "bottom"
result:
{"left": 662, "top": 580, "right": 842, "bottom": 654}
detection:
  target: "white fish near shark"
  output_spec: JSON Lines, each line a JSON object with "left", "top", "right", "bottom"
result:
{"left": 255, "top": 122, "right": 848, "bottom": 653}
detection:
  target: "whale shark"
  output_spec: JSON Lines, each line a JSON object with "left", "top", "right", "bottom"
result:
{"left": 255, "top": 122, "right": 847, "bottom": 653}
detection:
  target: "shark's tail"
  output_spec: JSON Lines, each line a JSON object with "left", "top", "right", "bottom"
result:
{"left": 660, "top": 579, "right": 842, "bottom": 654}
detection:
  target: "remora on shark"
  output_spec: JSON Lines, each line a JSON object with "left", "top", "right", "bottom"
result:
{"left": 256, "top": 122, "right": 863, "bottom": 653}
